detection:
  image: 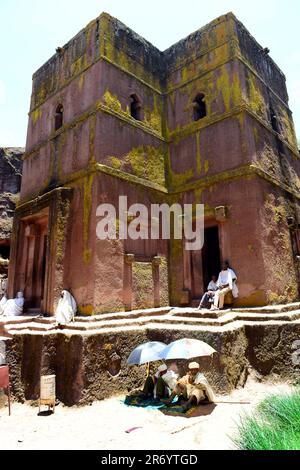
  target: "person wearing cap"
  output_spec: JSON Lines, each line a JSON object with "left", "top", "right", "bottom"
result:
{"left": 141, "top": 364, "right": 178, "bottom": 399}
{"left": 163, "top": 361, "right": 215, "bottom": 411}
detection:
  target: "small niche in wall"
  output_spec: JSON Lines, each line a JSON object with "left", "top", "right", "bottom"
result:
{"left": 55, "top": 104, "right": 64, "bottom": 131}
{"left": 107, "top": 351, "right": 122, "bottom": 377}
{"left": 130, "top": 94, "right": 142, "bottom": 121}
{"left": 193, "top": 93, "right": 207, "bottom": 121}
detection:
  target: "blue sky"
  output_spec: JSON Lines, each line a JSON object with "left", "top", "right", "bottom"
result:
{"left": 0, "top": 0, "right": 299, "bottom": 147}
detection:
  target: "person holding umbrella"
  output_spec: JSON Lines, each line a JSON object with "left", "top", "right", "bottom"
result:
{"left": 142, "top": 364, "right": 178, "bottom": 400}
{"left": 163, "top": 362, "right": 215, "bottom": 412}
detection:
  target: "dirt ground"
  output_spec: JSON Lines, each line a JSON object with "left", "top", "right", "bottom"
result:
{"left": 0, "top": 379, "right": 293, "bottom": 450}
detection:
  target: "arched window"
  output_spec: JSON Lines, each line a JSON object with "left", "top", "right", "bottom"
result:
{"left": 55, "top": 104, "right": 64, "bottom": 131}
{"left": 193, "top": 93, "right": 207, "bottom": 121}
{"left": 270, "top": 107, "right": 279, "bottom": 133}
{"left": 130, "top": 94, "right": 142, "bottom": 121}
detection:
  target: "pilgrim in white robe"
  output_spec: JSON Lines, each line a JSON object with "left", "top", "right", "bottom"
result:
{"left": 0, "top": 295, "right": 7, "bottom": 316}
{"left": 0, "top": 292, "right": 24, "bottom": 317}
{"left": 55, "top": 290, "right": 77, "bottom": 325}
{"left": 175, "top": 372, "right": 215, "bottom": 404}
{"left": 213, "top": 268, "right": 238, "bottom": 309}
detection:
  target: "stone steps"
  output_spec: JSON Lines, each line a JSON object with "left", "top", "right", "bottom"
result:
{"left": 71, "top": 306, "right": 171, "bottom": 322}
{"left": 0, "top": 307, "right": 171, "bottom": 336}
{"left": 3, "top": 306, "right": 300, "bottom": 336}
{"left": 232, "top": 302, "right": 300, "bottom": 314}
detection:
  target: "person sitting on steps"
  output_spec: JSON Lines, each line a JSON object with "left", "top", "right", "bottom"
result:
{"left": 198, "top": 275, "right": 218, "bottom": 309}
{"left": 211, "top": 261, "right": 238, "bottom": 310}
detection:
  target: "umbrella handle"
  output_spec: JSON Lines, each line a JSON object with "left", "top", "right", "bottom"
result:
{"left": 146, "top": 362, "right": 150, "bottom": 377}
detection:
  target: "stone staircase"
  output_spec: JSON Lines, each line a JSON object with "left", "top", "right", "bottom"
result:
{"left": 1, "top": 302, "right": 300, "bottom": 337}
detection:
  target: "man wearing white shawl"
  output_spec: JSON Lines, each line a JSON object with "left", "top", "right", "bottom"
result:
{"left": 212, "top": 261, "right": 238, "bottom": 310}
{"left": 164, "top": 362, "right": 215, "bottom": 411}
{"left": 142, "top": 364, "right": 178, "bottom": 399}
{"left": 0, "top": 292, "right": 24, "bottom": 317}
{"left": 55, "top": 290, "right": 77, "bottom": 326}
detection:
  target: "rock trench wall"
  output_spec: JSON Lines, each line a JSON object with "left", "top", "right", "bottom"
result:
{"left": 4, "top": 322, "right": 300, "bottom": 406}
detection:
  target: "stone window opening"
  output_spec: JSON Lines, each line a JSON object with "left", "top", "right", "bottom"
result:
{"left": 193, "top": 93, "right": 207, "bottom": 121}
{"left": 270, "top": 107, "right": 279, "bottom": 134}
{"left": 55, "top": 104, "right": 64, "bottom": 131}
{"left": 130, "top": 94, "right": 142, "bottom": 121}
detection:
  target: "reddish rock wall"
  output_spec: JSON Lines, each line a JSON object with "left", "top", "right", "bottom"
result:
{"left": 5, "top": 321, "right": 300, "bottom": 405}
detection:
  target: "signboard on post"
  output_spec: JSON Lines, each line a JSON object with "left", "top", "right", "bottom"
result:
{"left": 0, "top": 341, "right": 6, "bottom": 366}
{"left": 39, "top": 375, "right": 56, "bottom": 413}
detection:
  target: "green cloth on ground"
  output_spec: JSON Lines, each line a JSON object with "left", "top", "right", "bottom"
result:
{"left": 123, "top": 394, "right": 194, "bottom": 415}
{"left": 160, "top": 402, "right": 198, "bottom": 416}
{"left": 124, "top": 395, "right": 164, "bottom": 409}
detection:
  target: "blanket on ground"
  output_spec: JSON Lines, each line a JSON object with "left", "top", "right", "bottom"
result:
{"left": 123, "top": 394, "right": 203, "bottom": 416}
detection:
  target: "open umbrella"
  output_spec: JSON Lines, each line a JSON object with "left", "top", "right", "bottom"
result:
{"left": 158, "top": 338, "right": 216, "bottom": 360}
{"left": 127, "top": 341, "right": 167, "bottom": 365}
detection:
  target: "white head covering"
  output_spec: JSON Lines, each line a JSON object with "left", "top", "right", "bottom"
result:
{"left": 188, "top": 362, "right": 200, "bottom": 370}
{"left": 157, "top": 364, "right": 168, "bottom": 373}
{"left": 55, "top": 290, "right": 77, "bottom": 325}
{"left": 15, "top": 292, "right": 24, "bottom": 307}
{"left": 0, "top": 292, "right": 24, "bottom": 316}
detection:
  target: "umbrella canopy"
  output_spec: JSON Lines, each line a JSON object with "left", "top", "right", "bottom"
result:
{"left": 158, "top": 338, "right": 216, "bottom": 360}
{"left": 127, "top": 341, "right": 167, "bottom": 365}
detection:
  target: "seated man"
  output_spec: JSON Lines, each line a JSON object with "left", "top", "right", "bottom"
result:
{"left": 198, "top": 275, "right": 218, "bottom": 309}
{"left": 142, "top": 364, "right": 178, "bottom": 399}
{"left": 212, "top": 261, "right": 238, "bottom": 310}
{"left": 163, "top": 362, "right": 215, "bottom": 411}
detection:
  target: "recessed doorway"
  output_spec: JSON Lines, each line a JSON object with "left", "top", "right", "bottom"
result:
{"left": 201, "top": 226, "right": 221, "bottom": 291}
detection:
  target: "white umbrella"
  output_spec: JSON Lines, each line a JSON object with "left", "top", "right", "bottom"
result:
{"left": 158, "top": 338, "right": 216, "bottom": 360}
{"left": 127, "top": 341, "right": 167, "bottom": 365}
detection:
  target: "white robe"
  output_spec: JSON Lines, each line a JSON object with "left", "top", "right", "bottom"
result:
{"left": 207, "top": 281, "right": 218, "bottom": 291}
{"left": 153, "top": 369, "right": 179, "bottom": 398}
{"left": 194, "top": 372, "right": 216, "bottom": 402}
{"left": 0, "top": 292, "right": 24, "bottom": 317}
{"left": 0, "top": 295, "right": 7, "bottom": 316}
{"left": 176, "top": 371, "right": 215, "bottom": 404}
{"left": 55, "top": 290, "right": 77, "bottom": 325}
{"left": 216, "top": 269, "right": 239, "bottom": 298}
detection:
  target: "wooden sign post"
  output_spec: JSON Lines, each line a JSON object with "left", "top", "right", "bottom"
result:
{"left": 39, "top": 374, "right": 56, "bottom": 413}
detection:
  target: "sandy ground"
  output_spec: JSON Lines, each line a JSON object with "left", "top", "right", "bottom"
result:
{"left": 0, "top": 380, "right": 293, "bottom": 450}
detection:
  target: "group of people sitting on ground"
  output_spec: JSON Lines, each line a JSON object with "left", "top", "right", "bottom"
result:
{"left": 198, "top": 261, "right": 238, "bottom": 310}
{"left": 139, "top": 361, "right": 215, "bottom": 412}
